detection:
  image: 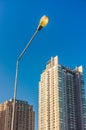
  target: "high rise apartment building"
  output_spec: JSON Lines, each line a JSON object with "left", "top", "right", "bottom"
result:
{"left": 0, "top": 99, "right": 35, "bottom": 130}
{"left": 38, "top": 56, "right": 86, "bottom": 130}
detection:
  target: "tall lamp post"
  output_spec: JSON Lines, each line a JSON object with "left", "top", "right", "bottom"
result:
{"left": 11, "top": 15, "right": 49, "bottom": 130}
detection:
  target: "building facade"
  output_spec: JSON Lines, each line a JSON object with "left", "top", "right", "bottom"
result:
{"left": 0, "top": 99, "right": 35, "bottom": 130}
{"left": 38, "top": 56, "right": 86, "bottom": 130}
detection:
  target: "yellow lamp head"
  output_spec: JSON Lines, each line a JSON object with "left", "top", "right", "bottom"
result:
{"left": 37, "top": 15, "right": 49, "bottom": 31}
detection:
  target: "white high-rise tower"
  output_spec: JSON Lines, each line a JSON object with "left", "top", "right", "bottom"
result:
{"left": 38, "top": 56, "right": 86, "bottom": 130}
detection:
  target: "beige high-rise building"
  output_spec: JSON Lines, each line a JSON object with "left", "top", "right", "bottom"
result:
{"left": 38, "top": 56, "right": 86, "bottom": 130}
{"left": 0, "top": 99, "right": 35, "bottom": 130}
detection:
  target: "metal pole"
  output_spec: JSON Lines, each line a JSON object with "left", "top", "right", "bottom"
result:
{"left": 11, "top": 60, "right": 18, "bottom": 130}
{"left": 11, "top": 29, "right": 39, "bottom": 130}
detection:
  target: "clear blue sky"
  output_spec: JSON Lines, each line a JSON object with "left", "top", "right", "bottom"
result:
{"left": 0, "top": 0, "right": 86, "bottom": 130}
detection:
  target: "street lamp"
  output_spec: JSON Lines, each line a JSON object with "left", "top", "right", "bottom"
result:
{"left": 11, "top": 15, "right": 49, "bottom": 130}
